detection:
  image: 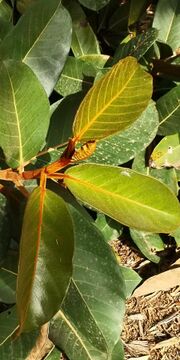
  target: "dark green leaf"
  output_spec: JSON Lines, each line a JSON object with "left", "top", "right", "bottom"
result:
{"left": 65, "top": 0, "right": 100, "bottom": 57}
{"left": 158, "top": 85, "right": 180, "bottom": 135}
{"left": 79, "top": 0, "right": 110, "bottom": 11}
{"left": 0, "top": 328, "right": 39, "bottom": 359}
{"left": 0, "top": 306, "right": 18, "bottom": 346}
{"left": 86, "top": 101, "right": 158, "bottom": 165}
{"left": 0, "top": 193, "right": 11, "bottom": 263}
{"left": 0, "top": 61, "right": 50, "bottom": 169}
{"left": 128, "top": 0, "right": 150, "bottom": 26}
{"left": 130, "top": 229, "right": 165, "bottom": 263}
{"left": 65, "top": 164, "right": 180, "bottom": 233}
{"left": 17, "top": 187, "right": 74, "bottom": 332}
{"left": 153, "top": 0, "right": 180, "bottom": 51}
{"left": 45, "top": 347, "right": 62, "bottom": 359}
{"left": 112, "top": 28, "right": 159, "bottom": 65}
{"left": 0, "top": 0, "right": 72, "bottom": 95}
{"left": 0, "top": 268, "right": 16, "bottom": 303}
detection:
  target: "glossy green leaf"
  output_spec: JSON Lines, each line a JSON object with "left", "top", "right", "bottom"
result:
{"left": 65, "top": 164, "right": 180, "bottom": 233}
{"left": 0, "top": 328, "right": 39, "bottom": 359}
{"left": 79, "top": 0, "right": 110, "bottom": 11}
{"left": 0, "top": 61, "right": 49, "bottom": 169}
{"left": 95, "top": 213, "right": 123, "bottom": 242}
{"left": 0, "top": 306, "right": 18, "bottom": 346}
{"left": 112, "top": 28, "right": 158, "bottom": 65}
{"left": 0, "top": 17, "right": 12, "bottom": 42}
{"left": 17, "top": 187, "right": 74, "bottom": 332}
{"left": 49, "top": 188, "right": 126, "bottom": 358}
{"left": 0, "top": 0, "right": 72, "bottom": 95}
{"left": 158, "top": 85, "right": 180, "bottom": 135}
{"left": 73, "top": 57, "right": 152, "bottom": 142}
{"left": 130, "top": 229, "right": 164, "bottom": 263}
{"left": 0, "top": 193, "right": 11, "bottom": 263}
{"left": 65, "top": 0, "right": 100, "bottom": 57}
{"left": 55, "top": 57, "right": 94, "bottom": 97}
{"left": 120, "top": 266, "right": 141, "bottom": 298}
{"left": 0, "top": 268, "right": 16, "bottom": 303}
{"left": 151, "top": 134, "right": 180, "bottom": 169}
{"left": 111, "top": 340, "right": 124, "bottom": 360}
{"left": 85, "top": 101, "right": 158, "bottom": 165}
{"left": 153, "top": 0, "right": 180, "bottom": 51}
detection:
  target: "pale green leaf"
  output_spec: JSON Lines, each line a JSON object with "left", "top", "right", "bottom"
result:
{"left": 73, "top": 57, "right": 152, "bottom": 142}
{"left": 158, "top": 85, "right": 180, "bottom": 135}
{"left": 151, "top": 134, "right": 180, "bottom": 169}
{"left": 17, "top": 187, "right": 74, "bottom": 332}
{"left": 153, "top": 0, "right": 180, "bottom": 51}
{"left": 64, "top": 164, "right": 180, "bottom": 233}
{"left": 120, "top": 266, "right": 141, "bottom": 298}
{"left": 130, "top": 229, "right": 165, "bottom": 263}
{"left": 0, "top": 0, "right": 72, "bottom": 95}
{"left": 171, "top": 226, "right": 180, "bottom": 247}
{"left": 0, "top": 61, "right": 50, "bottom": 169}
{"left": 95, "top": 213, "right": 123, "bottom": 242}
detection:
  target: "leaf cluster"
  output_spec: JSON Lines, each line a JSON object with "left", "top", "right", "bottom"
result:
{"left": 0, "top": 0, "right": 180, "bottom": 359}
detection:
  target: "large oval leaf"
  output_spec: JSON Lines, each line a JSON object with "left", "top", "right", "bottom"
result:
{"left": 0, "top": 61, "right": 49, "bottom": 170}
{"left": 153, "top": 0, "right": 180, "bottom": 51}
{"left": 49, "top": 188, "right": 126, "bottom": 358}
{"left": 17, "top": 187, "right": 74, "bottom": 333}
{"left": 73, "top": 57, "right": 152, "bottom": 142}
{"left": 64, "top": 164, "right": 180, "bottom": 233}
{"left": 0, "top": 0, "right": 72, "bottom": 95}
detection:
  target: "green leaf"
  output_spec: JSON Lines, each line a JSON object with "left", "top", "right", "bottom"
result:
{"left": 0, "top": 0, "right": 12, "bottom": 20}
{"left": 0, "top": 0, "right": 72, "bottom": 95}
{"left": 49, "top": 187, "right": 126, "bottom": 358}
{"left": 153, "top": 0, "right": 180, "bottom": 51}
{"left": 0, "top": 193, "right": 11, "bottom": 263}
{"left": 111, "top": 340, "right": 124, "bottom": 360}
{"left": 130, "top": 229, "right": 165, "bottom": 263}
{"left": 157, "top": 85, "right": 180, "bottom": 135}
{"left": 0, "top": 268, "right": 16, "bottom": 303}
{"left": 64, "top": 163, "right": 180, "bottom": 233}
{"left": 171, "top": 226, "right": 180, "bottom": 247}
{"left": 0, "top": 61, "right": 50, "bottom": 169}
{"left": 95, "top": 213, "right": 123, "bottom": 242}
{"left": 65, "top": 0, "right": 100, "bottom": 57}
{"left": 151, "top": 134, "right": 180, "bottom": 169}
{"left": 55, "top": 56, "right": 94, "bottom": 97}
{"left": 16, "top": 0, "right": 36, "bottom": 13}
{"left": 120, "top": 266, "right": 141, "bottom": 298}
{"left": 86, "top": 101, "right": 158, "bottom": 165}
{"left": 112, "top": 28, "right": 159, "bottom": 65}
{"left": 0, "top": 306, "right": 18, "bottom": 346}
{"left": 73, "top": 57, "right": 152, "bottom": 142}
{"left": 128, "top": 0, "right": 150, "bottom": 26}
{"left": 79, "top": 0, "right": 110, "bottom": 11}
{"left": 17, "top": 187, "right": 74, "bottom": 332}
{"left": 0, "top": 328, "right": 39, "bottom": 359}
